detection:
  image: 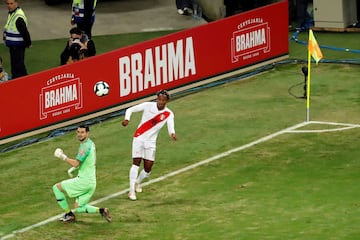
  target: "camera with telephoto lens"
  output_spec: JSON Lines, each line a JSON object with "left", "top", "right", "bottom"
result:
{"left": 70, "top": 38, "right": 83, "bottom": 61}
{"left": 72, "top": 38, "right": 81, "bottom": 44}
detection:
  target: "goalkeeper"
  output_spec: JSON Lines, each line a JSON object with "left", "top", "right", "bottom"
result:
{"left": 52, "top": 124, "right": 111, "bottom": 223}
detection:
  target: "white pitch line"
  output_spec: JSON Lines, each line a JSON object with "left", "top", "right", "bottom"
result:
{"left": 286, "top": 120, "right": 360, "bottom": 133}
{"left": 93, "top": 121, "right": 309, "bottom": 204}
{"left": 3, "top": 120, "right": 359, "bottom": 239}
{"left": 289, "top": 126, "right": 359, "bottom": 133}
{"left": 141, "top": 27, "right": 175, "bottom": 32}
{"left": 309, "top": 120, "right": 360, "bottom": 127}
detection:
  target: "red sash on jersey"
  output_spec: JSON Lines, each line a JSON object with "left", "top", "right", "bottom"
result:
{"left": 134, "top": 111, "right": 171, "bottom": 137}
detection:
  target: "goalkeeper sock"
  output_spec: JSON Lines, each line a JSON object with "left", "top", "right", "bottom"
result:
{"left": 52, "top": 184, "right": 70, "bottom": 212}
{"left": 129, "top": 164, "right": 139, "bottom": 193}
{"left": 137, "top": 169, "right": 150, "bottom": 184}
{"left": 74, "top": 205, "right": 98, "bottom": 214}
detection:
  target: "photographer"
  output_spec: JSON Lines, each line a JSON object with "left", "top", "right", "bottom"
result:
{"left": 60, "top": 27, "right": 96, "bottom": 65}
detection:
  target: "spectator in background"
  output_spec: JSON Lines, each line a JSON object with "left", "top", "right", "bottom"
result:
{"left": 289, "top": 0, "right": 296, "bottom": 27}
{"left": 224, "top": 0, "right": 240, "bottom": 16}
{"left": 224, "top": 0, "right": 269, "bottom": 17}
{"left": 60, "top": 27, "right": 96, "bottom": 65}
{"left": 71, "top": 0, "right": 97, "bottom": 39}
{"left": 3, "top": 0, "right": 31, "bottom": 79}
{"left": 0, "top": 57, "right": 9, "bottom": 82}
{"left": 296, "top": 0, "right": 313, "bottom": 30}
{"left": 176, "top": 0, "right": 193, "bottom": 15}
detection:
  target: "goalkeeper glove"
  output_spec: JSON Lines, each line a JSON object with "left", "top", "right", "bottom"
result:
{"left": 54, "top": 148, "right": 67, "bottom": 161}
{"left": 67, "top": 167, "right": 77, "bottom": 177}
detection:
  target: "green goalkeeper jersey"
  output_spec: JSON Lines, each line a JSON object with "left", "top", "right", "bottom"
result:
{"left": 76, "top": 138, "right": 96, "bottom": 184}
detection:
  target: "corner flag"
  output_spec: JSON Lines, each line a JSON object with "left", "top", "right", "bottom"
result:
{"left": 306, "top": 29, "right": 323, "bottom": 122}
{"left": 308, "top": 29, "right": 323, "bottom": 64}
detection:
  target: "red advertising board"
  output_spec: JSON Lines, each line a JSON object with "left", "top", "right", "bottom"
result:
{"left": 0, "top": 0, "right": 288, "bottom": 143}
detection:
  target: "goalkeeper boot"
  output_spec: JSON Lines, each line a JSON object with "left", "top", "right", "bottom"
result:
{"left": 60, "top": 211, "right": 76, "bottom": 223}
{"left": 100, "top": 208, "right": 112, "bottom": 223}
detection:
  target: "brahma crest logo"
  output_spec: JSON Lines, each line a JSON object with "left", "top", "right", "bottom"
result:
{"left": 39, "top": 73, "right": 83, "bottom": 120}
{"left": 231, "top": 18, "right": 270, "bottom": 63}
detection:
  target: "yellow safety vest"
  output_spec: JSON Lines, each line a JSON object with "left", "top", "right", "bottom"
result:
{"left": 72, "top": 0, "right": 97, "bottom": 24}
{"left": 3, "top": 8, "right": 28, "bottom": 47}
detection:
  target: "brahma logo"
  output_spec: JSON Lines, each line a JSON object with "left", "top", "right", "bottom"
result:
{"left": 231, "top": 18, "right": 270, "bottom": 63}
{"left": 39, "top": 75, "right": 83, "bottom": 120}
{"left": 118, "top": 37, "right": 196, "bottom": 97}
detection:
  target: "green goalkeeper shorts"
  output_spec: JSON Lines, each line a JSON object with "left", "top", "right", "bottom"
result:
{"left": 61, "top": 177, "right": 96, "bottom": 206}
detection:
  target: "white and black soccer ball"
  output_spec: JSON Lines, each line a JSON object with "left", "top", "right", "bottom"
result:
{"left": 94, "top": 81, "right": 110, "bottom": 97}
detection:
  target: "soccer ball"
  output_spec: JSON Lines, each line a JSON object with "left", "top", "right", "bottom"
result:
{"left": 94, "top": 81, "right": 110, "bottom": 97}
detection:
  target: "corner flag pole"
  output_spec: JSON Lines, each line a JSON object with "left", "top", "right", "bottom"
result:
{"left": 306, "top": 41, "right": 311, "bottom": 122}
{"left": 306, "top": 29, "right": 323, "bottom": 122}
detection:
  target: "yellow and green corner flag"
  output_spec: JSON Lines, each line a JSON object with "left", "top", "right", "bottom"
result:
{"left": 308, "top": 29, "right": 323, "bottom": 64}
{"left": 306, "top": 29, "right": 323, "bottom": 121}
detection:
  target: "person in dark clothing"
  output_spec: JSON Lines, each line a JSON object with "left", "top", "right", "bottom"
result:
{"left": 224, "top": 0, "right": 240, "bottom": 16}
{"left": 176, "top": 0, "right": 193, "bottom": 15}
{"left": 71, "top": 0, "right": 97, "bottom": 39}
{"left": 3, "top": 0, "right": 31, "bottom": 79}
{"left": 296, "top": 0, "right": 311, "bottom": 30}
{"left": 60, "top": 27, "right": 96, "bottom": 65}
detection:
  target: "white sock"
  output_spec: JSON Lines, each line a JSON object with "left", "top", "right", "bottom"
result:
{"left": 129, "top": 165, "right": 139, "bottom": 193}
{"left": 137, "top": 169, "right": 150, "bottom": 184}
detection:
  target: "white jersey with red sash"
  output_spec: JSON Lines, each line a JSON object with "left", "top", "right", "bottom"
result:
{"left": 124, "top": 102, "right": 175, "bottom": 141}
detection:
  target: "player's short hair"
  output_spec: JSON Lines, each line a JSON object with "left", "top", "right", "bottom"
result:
{"left": 156, "top": 89, "right": 170, "bottom": 100}
{"left": 78, "top": 124, "right": 90, "bottom": 132}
